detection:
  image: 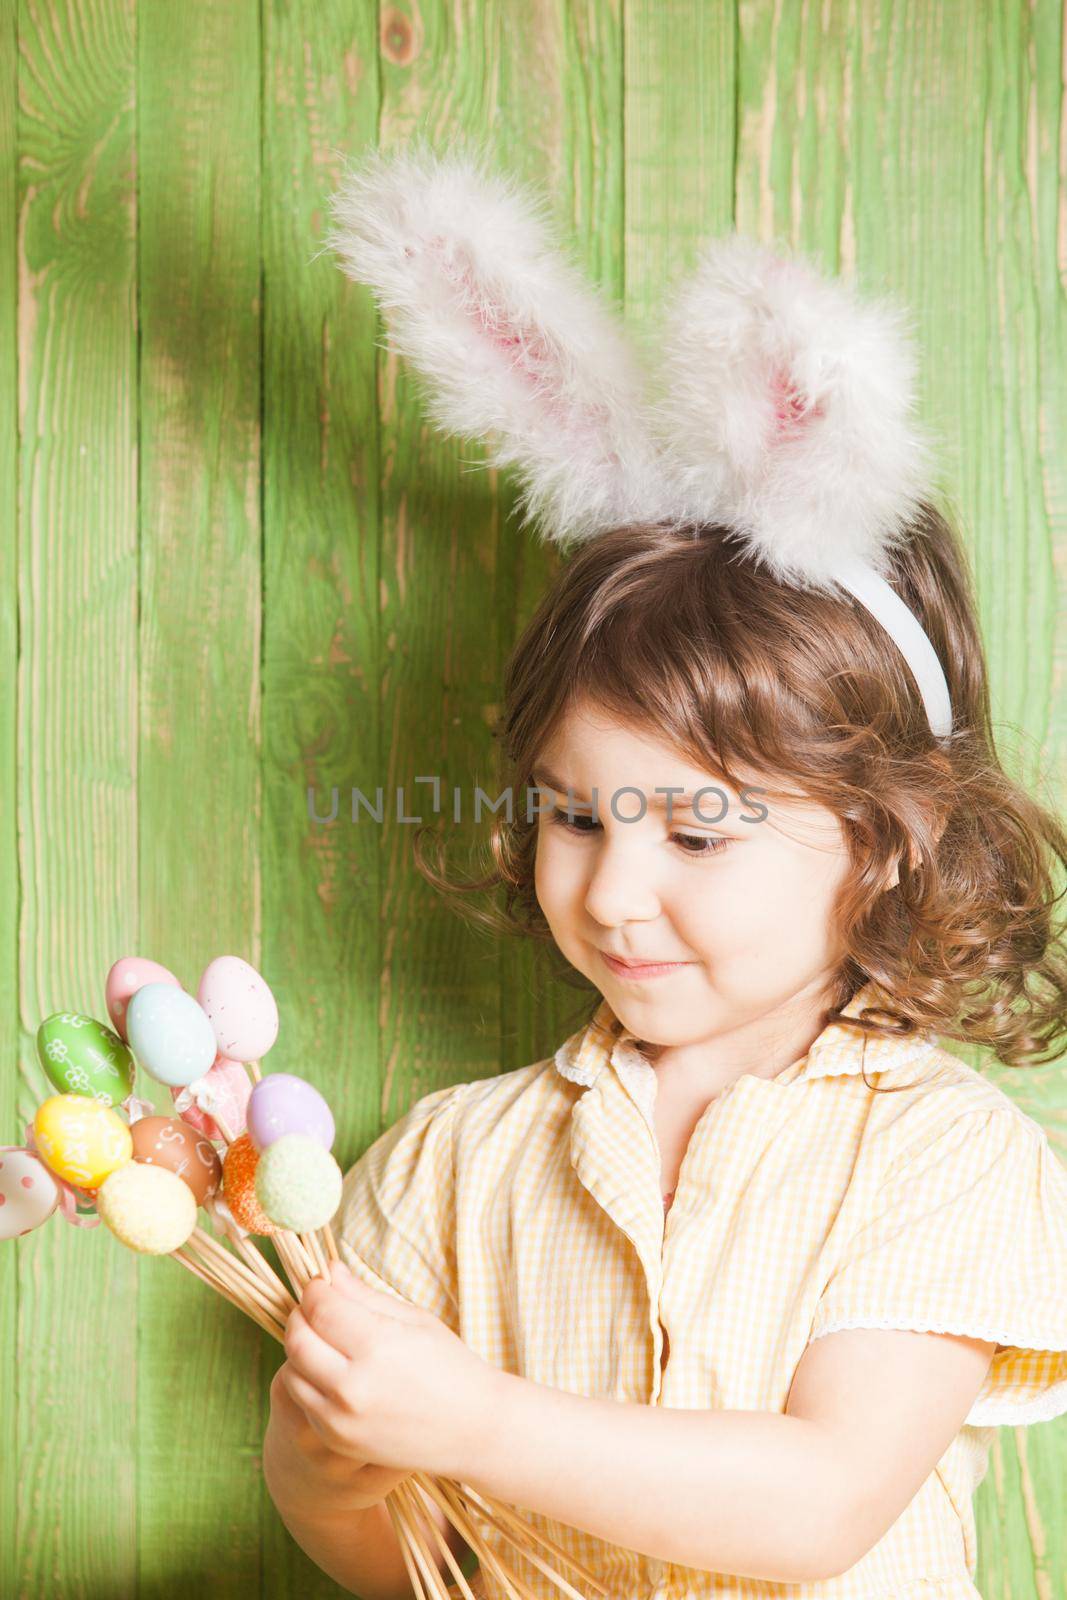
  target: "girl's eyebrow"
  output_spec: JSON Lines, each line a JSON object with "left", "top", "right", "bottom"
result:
{"left": 530, "top": 765, "right": 733, "bottom": 811}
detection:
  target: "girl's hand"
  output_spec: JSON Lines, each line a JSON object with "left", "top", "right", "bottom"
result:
{"left": 264, "top": 1359, "right": 411, "bottom": 1517}
{"left": 279, "top": 1261, "right": 496, "bottom": 1480}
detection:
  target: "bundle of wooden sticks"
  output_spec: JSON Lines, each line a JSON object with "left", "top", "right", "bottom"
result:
{"left": 176, "top": 1135, "right": 605, "bottom": 1600}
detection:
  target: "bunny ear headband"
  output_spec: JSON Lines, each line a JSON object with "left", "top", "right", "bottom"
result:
{"left": 321, "top": 141, "right": 953, "bottom": 742}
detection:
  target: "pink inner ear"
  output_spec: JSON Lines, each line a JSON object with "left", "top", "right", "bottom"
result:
{"left": 769, "top": 365, "right": 823, "bottom": 442}
{"left": 428, "top": 235, "right": 611, "bottom": 444}
{"left": 430, "top": 235, "right": 554, "bottom": 386}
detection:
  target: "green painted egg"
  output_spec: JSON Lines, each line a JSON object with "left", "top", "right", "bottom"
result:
{"left": 36, "top": 1012, "right": 135, "bottom": 1106}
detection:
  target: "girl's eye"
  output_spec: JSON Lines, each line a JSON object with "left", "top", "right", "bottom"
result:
{"left": 547, "top": 808, "right": 730, "bottom": 857}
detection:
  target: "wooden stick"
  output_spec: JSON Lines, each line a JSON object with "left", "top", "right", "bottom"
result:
{"left": 278, "top": 1228, "right": 317, "bottom": 1289}
{"left": 224, "top": 1227, "right": 297, "bottom": 1314}
{"left": 184, "top": 1234, "right": 296, "bottom": 1327}
{"left": 391, "top": 1478, "right": 460, "bottom": 1593}
{"left": 415, "top": 1474, "right": 533, "bottom": 1600}
{"left": 189, "top": 1226, "right": 283, "bottom": 1307}
{"left": 390, "top": 1481, "right": 454, "bottom": 1599}
{"left": 313, "top": 1231, "right": 332, "bottom": 1277}
{"left": 385, "top": 1495, "right": 429, "bottom": 1600}
{"left": 453, "top": 1484, "right": 595, "bottom": 1600}
{"left": 211, "top": 1111, "right": 236, "bottom": 1145}
{"left": 301, "top": 1229, "right": 329, "bottom": 1279}
{"left": 321, "top": 1222, "right": 340, "bottom": 1262}
{"left": 179, "top": 1237, "right": 260, "bottom": 1311}
{"left": 172, "top": 1248, "right": 285, "bottom": 1342}
{"left": 296, "top": 1231, "right": 320, "bottom": 1278}
{"left": 275, "top": 1226, "right": 313, "bottom": 1281}
{"left": 271, "top": 1230, "right": 312, "bottom": 1298}
{"left": 404, "top": 1480, "right": 481, "bottom": 1600}
{"left": 268, "top": 1232, "right": 305, "bottom": 1298}
{"left": 191, "top": 1223, "right": 250, "bottom": 1272}
{"left": 230, "top": 1229, "right": 297, "bottom": 1308}
{"left": 291, "top": 1230, "right": 321, "bottom": 1281}
{"left": 455, "top": 1480, "right": 608, "bottom": 1596}
{"left": 183, "top": 1232, "right": 282, "bottom": 1316}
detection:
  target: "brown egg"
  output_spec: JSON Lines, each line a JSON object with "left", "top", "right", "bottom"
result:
{"left": 130, "top": 1115, "right": 222, "bottom": 1206}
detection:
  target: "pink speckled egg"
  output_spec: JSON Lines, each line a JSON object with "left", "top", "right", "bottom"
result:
{"left": 196, "top": 957, "right": 279, "bottom": 1063}
{"left": 104, "top": 956, "right": 183, "bottom": 1041}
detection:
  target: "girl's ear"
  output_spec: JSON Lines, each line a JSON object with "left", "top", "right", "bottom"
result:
{"left": 885, "top": 810, "right": 947, "bottom": 892}
{"left": 320, "top": 140, "right": 680, "bottom": 548}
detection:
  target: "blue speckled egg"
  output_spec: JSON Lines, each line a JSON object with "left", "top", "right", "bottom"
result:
{"left": 126, "top": 983, "right": 218, "bottom": 1088}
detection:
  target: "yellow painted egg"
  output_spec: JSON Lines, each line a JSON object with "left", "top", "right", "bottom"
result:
{"left": 96, "top": 1161, "right": 197, "bottom": 1254}
{"left": 33, "top": 1095, "right": 133, "bottom": 1189}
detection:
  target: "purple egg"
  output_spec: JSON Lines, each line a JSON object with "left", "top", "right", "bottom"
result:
{"left": 246, "top": 1073, "right": 334, "bottom": 1153}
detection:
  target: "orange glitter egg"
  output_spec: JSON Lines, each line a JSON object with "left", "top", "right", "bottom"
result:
{"left": 222, "top": 1133, "right": 277, "bottom": 1235}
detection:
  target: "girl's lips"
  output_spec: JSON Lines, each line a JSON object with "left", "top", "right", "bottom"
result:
{"left": 600, "top": 951, "right": 693, "bottom": 980}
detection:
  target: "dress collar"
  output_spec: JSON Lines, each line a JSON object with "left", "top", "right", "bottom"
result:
{"left": 552, "top": 979, "right": 938, "bottom": 1101}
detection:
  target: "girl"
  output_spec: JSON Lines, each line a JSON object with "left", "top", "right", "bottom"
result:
{"left": 263, "top": 146, "right": 1067, "bottom": 1600}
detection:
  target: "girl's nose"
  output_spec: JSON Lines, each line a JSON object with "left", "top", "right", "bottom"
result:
{"left": 582, "top": 834, "right": 662, "bottom": 927}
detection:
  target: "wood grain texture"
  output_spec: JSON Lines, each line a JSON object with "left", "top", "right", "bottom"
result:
{"left": 1, "top": 0, "right": 18, "bottom": 1594}
{"left": 14, "top": 0, "right": 140, "bottom": 1593}
{"left": 137, "top": 0, "right": 266, "bottom": 1593}
{"left": 3, "top": 1, "right": 1064, "bottom": 1596}
{"left": 261, "top": 0, "right": 381, "bottom": 1592}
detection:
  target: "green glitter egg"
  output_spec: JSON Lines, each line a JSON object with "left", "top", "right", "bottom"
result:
{"left": 254, "top": 1134, "right": 343, "bottom": 1232}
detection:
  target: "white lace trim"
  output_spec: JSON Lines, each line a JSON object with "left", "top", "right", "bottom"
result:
{"left": 553, "top": 1043, "right": 597, "bottom": 1089}
{"left": 611, "top": 1038, "right": 659, "bottom": 1128}
{"left": 809, "top": 1315, "right": 1067, "bottom": 1426}
{"left": 553, "top": 1035, "right": 659, "bottom": 1127}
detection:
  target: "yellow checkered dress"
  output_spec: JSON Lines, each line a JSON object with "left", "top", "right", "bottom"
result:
{"left": 334, "top": 982, "right": 1067, "bottom": 1599}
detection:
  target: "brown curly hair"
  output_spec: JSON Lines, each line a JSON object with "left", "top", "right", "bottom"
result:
{"left": 413, "top": 504, "right": 1067, "bottom": 1070}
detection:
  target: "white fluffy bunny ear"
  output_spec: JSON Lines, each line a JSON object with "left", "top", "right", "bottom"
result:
{"left": 646, "top": 232, "right": 940, "bottom": 593}
{"left": 321, "top": 140, "right": 678, "bottom": 547}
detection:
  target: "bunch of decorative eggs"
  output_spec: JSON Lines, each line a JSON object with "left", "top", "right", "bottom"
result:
{"left": 2, "top": 954, "right": 343, "bottom": 1256}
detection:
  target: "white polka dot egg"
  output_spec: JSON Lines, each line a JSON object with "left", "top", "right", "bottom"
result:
{"left": 0, "top": 1150, "right": 61, "bottom": 1240}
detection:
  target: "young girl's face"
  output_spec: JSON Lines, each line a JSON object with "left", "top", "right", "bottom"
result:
{"left": 532, "top": 699, "right": 856, "bottom": 1050}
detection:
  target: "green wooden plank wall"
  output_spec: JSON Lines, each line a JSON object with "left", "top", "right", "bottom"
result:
{"left": 2, "top": 1, "right": 1064, "bottom": 1596}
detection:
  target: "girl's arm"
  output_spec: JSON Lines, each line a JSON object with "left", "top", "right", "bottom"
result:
{"left": 440, "top": 1325, "right": 997, "bottom": 1584}
{"left": 267, "top": 1492, "right": 466, "bottom": 1600}
{"left": 264, "top": 1365, "right": 468, "bottom": 1598}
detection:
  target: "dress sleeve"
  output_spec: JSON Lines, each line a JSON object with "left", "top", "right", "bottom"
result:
{"left": 808, "top": 1105, "right": 1067, "bottom": 1427}
{"left": 330, "top": 1080, "right": 468, "bottom": 1334}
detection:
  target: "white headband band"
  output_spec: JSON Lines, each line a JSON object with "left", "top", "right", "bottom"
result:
{"left": 831, "top": 558, "right": 952, "bottom": 740}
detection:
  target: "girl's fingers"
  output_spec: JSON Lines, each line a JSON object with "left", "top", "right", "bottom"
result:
{"left": 280, "top": 1364, "right": 355, "bottom": 1454}
{"left": 284, "top": 1301, "right": 353, "bottom": 1392}
{"left": 279, "top": 1360, "right": 328, "bottom": 1417}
